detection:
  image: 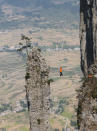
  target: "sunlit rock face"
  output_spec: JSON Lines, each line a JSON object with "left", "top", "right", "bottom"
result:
{"left": 78, "top": 0, "right": 97, "bottom": 131}
{"left": 80, "top": 0, "right": 97, "bottom": 77}
{"left": 25, "top": 48, "right": 50, "bottom": 131}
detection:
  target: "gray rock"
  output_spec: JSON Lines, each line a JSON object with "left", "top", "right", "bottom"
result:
{"left": 80, "top": 0, "right": 97, "bottom": 77}
{"left": 78, "top": 1, "right": 97, "bottom": 130}
{"left": 25, "top": 48, "right": 50, "bottom": 131}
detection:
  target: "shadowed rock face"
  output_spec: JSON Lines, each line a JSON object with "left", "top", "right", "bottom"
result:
{"left": 25, "top": 48, "right": 50, "bottom": 131}
{"left": 78, "top": 0, "right": 97, "bottom": 130}
{"left": 80, "top": 0, "right": 97, "bottom": 77}
{"left": 77, "top": 77, "right": 97, "bottom": 131}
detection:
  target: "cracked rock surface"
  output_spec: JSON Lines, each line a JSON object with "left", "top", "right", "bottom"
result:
{"left": 25, "top": 48, "right": 50, "bottom": 131}
{"left": 78, "top": 1, "right": 97, "bottom": 131}
{"left": 80, "top": 0, "right": 97, "bottom": 77}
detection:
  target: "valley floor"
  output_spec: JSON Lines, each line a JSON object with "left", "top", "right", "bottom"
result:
{"left": 0, "top": 27, "right": 80, "bottom": 131}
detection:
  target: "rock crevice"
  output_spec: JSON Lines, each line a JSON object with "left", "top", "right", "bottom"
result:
{"left": 80, "top": 0, "right": 97, "bottom": 77}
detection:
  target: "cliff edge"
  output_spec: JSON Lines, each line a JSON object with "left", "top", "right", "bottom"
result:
{"left": 80, "top": 0, "right": 97, "bottom": 77}
{"left": 78, "top": 0, "right": 97, "bottom": 130}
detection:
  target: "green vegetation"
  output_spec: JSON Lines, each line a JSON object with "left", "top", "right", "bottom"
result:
{"left": 62, "top": 128, "right": 65, "bottom": 131}
{"left": 0, "top": 103, "right": 12, "bottom": 113}
{"left": 55, "top": 98, "right": 69, "bottom": 114}
{"left": 92, "top": 86, "right": 97, "bottom": 99}
{"left": 20, "top": 100, "right": 27, "bottom": 108}
{"left": 58, "top": 119, "right": 65, "bottom": 126}
{"left": 25, "top": 72, "right": 30, "bottom": 80}
{"left": 3, "top": 125, "right": 10, "bottom": 129}
{"left": 61, "top": 111, "right": 73, "bottom": 119}
{"left": 50, "top": 96, "right": 77, "bottom": 129}
{"left": 17, "top": 35, "right": 32, "bottom": 56}
{"left": 70, "top": 120, "right": 77, "bottom": 127}
{"left": 54, "top": 129, "right": 59, "bottom": 131}
{"left": 37, "top": 119, "right": 41, "bottom": 125}
{"left": 47, "top": 79, "right": 54, "bottom": 85}
{"left": 20, "top": 126, "right": 29, "bottom": 131}
{"left": 79, "top": 76, "right": 86, "bottom": 82}
{"left": 37, "top": 48, "right": 41, "bottom": 52}
{"left": 50, "top": 118, "right": 55, "bottom": 125}
{"left": 0, "top": 128, "right": 6, "bottom": 131}
{"left": 2, "top": 73, "right": 7, "bottom": 78}
{"left": 0, "top": 111, "right": 29, "bottom": 131}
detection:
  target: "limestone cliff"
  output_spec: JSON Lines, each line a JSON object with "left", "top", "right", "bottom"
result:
{"left": 80, "top": 0, "right": 97, "bottom": 77}
{"left": 77, "top": 76, "right": 97, "bottom": 130}
{"left": 25, "top": 48, "right": 50, "bottom": 131}
{"left": 78, "top": 0, "right": 97, "bottom": 130}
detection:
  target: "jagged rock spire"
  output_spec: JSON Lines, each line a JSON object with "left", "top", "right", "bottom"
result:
{"left": 25, "top": 48, "right": 50, "bottom": 131}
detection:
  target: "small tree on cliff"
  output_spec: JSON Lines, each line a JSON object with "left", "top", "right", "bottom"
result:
{"left": 17, "top": 34, "right": 32, "bottom": 56}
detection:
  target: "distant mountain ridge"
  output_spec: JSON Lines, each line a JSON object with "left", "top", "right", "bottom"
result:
{"left": 0, "top": 0, "right": 79, "bottom": 30}
{"left": 0, "top": 0, "right": 79, "bottom": 7}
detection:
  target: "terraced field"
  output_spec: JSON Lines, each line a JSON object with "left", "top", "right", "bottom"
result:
{"left": 0, "top": 43, "right": 81, "bottom": 131}
{"left": 0, "top": 23, "right": 81, "bottom": 131}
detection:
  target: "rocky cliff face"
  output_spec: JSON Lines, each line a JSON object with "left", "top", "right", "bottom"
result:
{"left": 77, "top": 76, "right": 97, "bottom": 131}
{"left": 78, "top": 0, "right": 97, "bottom": 130}
{"left": 80, "top": 0, "right": 97, "bottom": 77}
{"left": 25, "top": 48, "right": 50, "bottom": 131}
